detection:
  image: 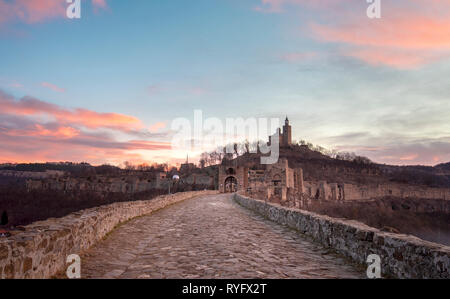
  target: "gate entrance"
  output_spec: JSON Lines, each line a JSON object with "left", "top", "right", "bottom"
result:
{"left": 224, "top": 176, "right": 238, "bottom": 193}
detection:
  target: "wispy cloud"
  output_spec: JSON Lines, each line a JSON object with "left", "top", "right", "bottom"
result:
{"left": 0, "top": 0, "right": 108, "bottom": 26}
{"left": 309, "top": 13, "right": 450, "bottom": 69}
{"left": 256, "top": 0, "right": 450, "bottom": 69}
{"left": 0, "top": 90, "right": 143, "bottom": 131}
{"left": 149, "top": 122, "right": 167, "bottom": 133}
{"left": 254, "top": 0, "right": 345, "bottom": 13}
{"left": 189, "top": 87, "right": 209, "bottom": 96}
{"left": 0, "top": 130, "right": 171, "bottom": 165}
{"left": 10, "top": 82, "right": 23, "bottom": 88}
{"left": 92, "top": 0, "right": 107, "bottom": 9}
{"left": 323, "top": 133, "right": 450, "bottom": 166}
{"left": 41, "top": 82, "right": 66, "bottom": 93}
{"left": 0, "top": 89, "right": 172, "bottom": 165}
{"left": 0, "top": 0, "right": 65, "bottom": 24}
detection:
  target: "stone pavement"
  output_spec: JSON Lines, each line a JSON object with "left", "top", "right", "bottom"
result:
{"left": 80, "top": 194, "right": 365, "bottom": 279}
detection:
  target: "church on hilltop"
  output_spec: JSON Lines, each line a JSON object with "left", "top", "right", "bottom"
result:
{"left": 268, "top": 116, "right": 292, "bottom": 147}
{"left": 218, "top": 116, "right": 297, "bottom": 196}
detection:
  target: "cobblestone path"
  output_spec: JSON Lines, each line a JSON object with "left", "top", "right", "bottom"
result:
{"left": 80, "top": 194, "right": 365, "bottom": 278}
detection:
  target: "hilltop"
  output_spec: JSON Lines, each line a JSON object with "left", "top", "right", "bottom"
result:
{"left": 226, "top": 144, "right": 450, "bottom": 188}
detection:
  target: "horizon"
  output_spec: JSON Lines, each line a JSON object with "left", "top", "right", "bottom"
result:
{"left": 1, "top": 0, "right": 449, "bottom": 166}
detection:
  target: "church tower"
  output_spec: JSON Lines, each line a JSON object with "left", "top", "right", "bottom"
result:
{"left": 267, "top": 115, "right": 293, "bottom": 147}
{"left": 282, "top": 116, "right": 292, "bottom": 146}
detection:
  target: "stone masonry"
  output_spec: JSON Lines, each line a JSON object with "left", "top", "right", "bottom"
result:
{"left": 0, "top": 190, "right": 217, "bottom": 279}
{"left": 234, "top": 193, "right": 450, "bottom": 279}
{"left": 79, "top": 193, "right": 363, "bottom": 279}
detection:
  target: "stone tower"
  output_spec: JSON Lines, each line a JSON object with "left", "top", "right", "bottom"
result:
{"left": 267, "top": 116, "right": 293, "bottom": 147}
{"left": 282, "top": 116, "right": 292, "bottom": 146}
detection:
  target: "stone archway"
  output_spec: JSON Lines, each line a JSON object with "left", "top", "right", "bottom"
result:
{"left": 226, "top": 168, "right": 236, "bottom": 175}
{"left": 224, "top": 176, "right": 238, "bottom": 193}
{"left": 218, "top": 165, "right": 247, "bottom": 193}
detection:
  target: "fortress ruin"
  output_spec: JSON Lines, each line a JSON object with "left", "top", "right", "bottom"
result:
{"left": 219, "top": 117, "right": 450, "bottom": 204}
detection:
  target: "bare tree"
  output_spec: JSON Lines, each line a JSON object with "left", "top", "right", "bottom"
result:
{"left": 244, "top": 139, "right": 250, "bottom": 154}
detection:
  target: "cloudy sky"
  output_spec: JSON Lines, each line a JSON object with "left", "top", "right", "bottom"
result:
{"left": 0, "top": 0, "right": 449, "bottom": 166}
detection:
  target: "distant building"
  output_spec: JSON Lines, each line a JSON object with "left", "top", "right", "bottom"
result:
{"left": 156, "top": 172, "right": 167, "bottom": 180}
{"left": 180, "top": 155, "right": 196, "bottom": 173}
{"left": 268, "top": 116, "right": 292, "bottom": 147}
{"left": 218, "top": 158, "right": 304, "bottom": 201}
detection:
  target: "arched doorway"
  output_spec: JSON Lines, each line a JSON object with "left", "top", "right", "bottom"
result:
{"left": 224, "top": 176, "right": 238, "bottom": 193}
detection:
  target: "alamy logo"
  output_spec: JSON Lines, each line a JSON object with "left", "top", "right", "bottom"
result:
{"left": 366, "top": 254, "right": 382, "bottom": 278}
{"left": 66, "top": 254, "right": 81, "bottom": 279}
{"left": 66, "top": 0, "right": 81, "bottom": 19}
{"left": 367, "top": 0, "right": 381, "bottom": 19}
{"left": 171, "top": 110, "right": 280, "bottom": 165}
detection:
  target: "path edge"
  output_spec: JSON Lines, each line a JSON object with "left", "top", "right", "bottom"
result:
{"left": 233, "top": 193, "right": 450, "bottom": 279}
{"left": 0, "top": 190, "right": 218, "bottom": 279}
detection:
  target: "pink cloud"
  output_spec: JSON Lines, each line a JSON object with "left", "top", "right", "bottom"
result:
{"left": 41, "top": 82, "right": 66, "bottom": 93}
{"left": 0, "top": 0, "right": 65, "bottom": 24}
{"left": 309, "top": 14, "right": 450, "bottom": 68}
{"left": 0, "top": 0, "right": 108, "bottom": 25}
{"left": 257, "top": 0, "right": 450, "bottom": 68}
{"left": 310, "top": 16, "right": 450, "bottom": 51}
{"left": 335, "top": 141, "right": 450, "bottom": 166}
{"left": 149, "top": 122, "right": 167, "bottom": 133}
{"left": 0, "top": 131, "right": 171, "bottom": 165}
{"left": 343, "top": 48, "right": 445, "bottom": 69}
{"left": 3, "top": 123, "right": 80, "bottom": 139}
{"left": 399, "top": 154, "right": 420, "bottom": 161}
{"left": 0, "top": 90, "right": 143, "bottom": 132}
{"left": 92, "top": 0, "right": 107, "bottom": 8}
{"left": 255, "top": 0, "right": 344, "bottom": 13}
{"left": 31, "top": 124, "right": 80, "bottom": 139}
{"left": 0, "top": 89, "right": 172, "bottom": 165}
{"left": 257, "top": 0, "right": 450, "bottom": 13}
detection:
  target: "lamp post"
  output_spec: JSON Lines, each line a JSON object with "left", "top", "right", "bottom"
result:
{"left": 168, "top": 174, "right": 180, "bottom": 194}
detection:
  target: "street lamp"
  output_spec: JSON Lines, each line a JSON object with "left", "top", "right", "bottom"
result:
{"left": 168, "top": 174, "right": 180, "bottom": 194}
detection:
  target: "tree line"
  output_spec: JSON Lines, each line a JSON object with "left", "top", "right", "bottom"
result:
{"left": 197, "top": 139, "right": 373, "bottom": 168}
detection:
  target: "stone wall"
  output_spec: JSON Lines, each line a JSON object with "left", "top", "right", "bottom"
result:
{"left": 245, "top": 159, "right": 304, "bottom": 202}
{"left": 26, "top": 176, "right": 158, "bottom": 194}
{"left": 343, "top": 183, "right": 450, "bottom": 201}
{"left": 0, "top": 190, "right": 217, "bottom": 279}
{"left": 0, "top": 170, "right": 64, "bottom": 179}
{"left": 304, "top": 181, "right": 450, "bottom": 202}
{"left": 181, "top": 174, "right": 214, "bottom": 186}
{"left": 234, "top": 193, "right": 449, "bottom": 279}
{"left": 218, "top": 166, "right": 248, "bottom": 193}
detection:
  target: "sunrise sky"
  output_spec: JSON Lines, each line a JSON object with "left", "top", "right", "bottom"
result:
{"left": 0, "top": 0, "right": 449, "bottom": 166}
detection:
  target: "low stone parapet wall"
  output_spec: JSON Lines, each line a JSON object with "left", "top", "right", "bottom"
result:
{"left": 234, "top": 193, "right": 449, "bottom": 279}
{"left": 0, "top": 190, "right": 217, "bottom": 279}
